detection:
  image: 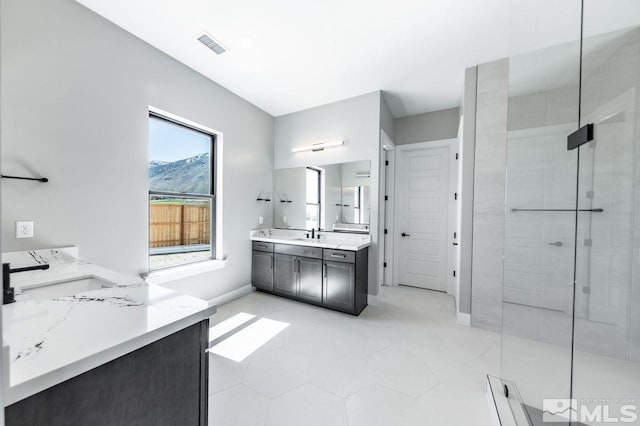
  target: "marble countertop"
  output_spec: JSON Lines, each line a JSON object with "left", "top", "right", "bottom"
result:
{"left": 250, "top": 229, "right": 371, "bottom": 251}
{"left": 2, "top": 247, "right": 216, "bottom": 406}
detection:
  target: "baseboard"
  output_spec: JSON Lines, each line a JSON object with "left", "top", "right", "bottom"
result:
{"left": 207, "top": 284, "right": 254, "bottom": 307}
{"left": 456, "top": 311, "right": 471, "bottom": 326}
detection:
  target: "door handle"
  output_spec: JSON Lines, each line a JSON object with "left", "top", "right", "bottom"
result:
{"left": 401, "top": 233, "right": 410, "bottom": 237}
{"left": 330, "top": 253, "right": 346, "bottom": 258}
{"left": 323, "top": 263, "right": 327, "bottom": 278}
{"left": 452, "top": 242, "right": 458, "bottom": 246}
{"left": 548, "top": 241, "right": 564, "bottom": 247}
{"left": 271, "top": 256, "right": 274, "bottom": 269}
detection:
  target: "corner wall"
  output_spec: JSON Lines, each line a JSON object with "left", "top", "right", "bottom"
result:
{"left": 1, "top": 0, "right": 275, "bottom": 301}
{"left": 458, "top": 66, "right": 478, "bottom": 316}
{"left": 470, "top": 59, "right": 509, "bottom": 332}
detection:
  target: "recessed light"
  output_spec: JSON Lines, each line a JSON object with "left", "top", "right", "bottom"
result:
{"left": 240, "top": 37, "right": 254, "bottom": 49}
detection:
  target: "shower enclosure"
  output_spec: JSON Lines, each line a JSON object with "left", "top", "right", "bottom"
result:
{"left": 501, "top": 0, "right": 640, "bottom": 424}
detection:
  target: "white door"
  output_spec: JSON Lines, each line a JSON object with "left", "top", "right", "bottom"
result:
{"left": 396, "top": 144, "right": 450, "bottom": 291}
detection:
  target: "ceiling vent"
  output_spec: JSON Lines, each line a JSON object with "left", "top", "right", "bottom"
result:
{"left": 197, "top": 32, "right": 227, "bottom": 55}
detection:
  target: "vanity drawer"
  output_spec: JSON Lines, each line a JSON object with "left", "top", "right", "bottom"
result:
{"left": 253, "top": 241, "right": 274, "bottom": 252}
{"left": 323, "top": 249, "right": 355, "bottom": 263}
{"left": 274, "top": 244, "right": 323, "bottom": 259}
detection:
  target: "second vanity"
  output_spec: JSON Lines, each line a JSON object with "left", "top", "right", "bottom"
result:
{"left": 2, "top": 247, "right": 215, "bottom": 426}
{"left": 250, "top": 229, "right": 370, "bottom": 315}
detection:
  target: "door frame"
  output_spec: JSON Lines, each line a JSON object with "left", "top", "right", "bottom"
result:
{"left": 379, "top": 130, "right": 396, "bottom": 288}
{"left": 392, "top": 139, "right": 459, "bottom": 294}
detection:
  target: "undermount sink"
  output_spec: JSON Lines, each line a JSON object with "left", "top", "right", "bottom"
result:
{"left": 21, "top": 277, "right": 115, "bottom": 300}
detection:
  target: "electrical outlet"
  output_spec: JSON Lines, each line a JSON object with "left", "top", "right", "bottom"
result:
{"left": 283, "top": 216, "right": 287, "bottom": 224}
{"left": 16, "top": 221, "right": 34, "bottom": 239}
{"left": 258, "top": 216, "right": 264, "bottom": 225}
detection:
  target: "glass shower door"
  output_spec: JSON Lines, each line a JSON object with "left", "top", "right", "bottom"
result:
{"left": 502, "top": 1, "right": 582, "bottom": 423}
{"left": 572, "top": 1, "right": 640, "bottom": 424}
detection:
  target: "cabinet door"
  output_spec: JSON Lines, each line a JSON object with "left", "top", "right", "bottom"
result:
{"left": 297, "top": 257, "right": 323, "bottom": 303}
{"left": 252, "top": 251, "right": 273, "bottom": 291}
{"left": 323, "top": 261, "right": 355, "bottom": 312}
{"left": 274, "top": 254, "right": 296, "bottom": 297}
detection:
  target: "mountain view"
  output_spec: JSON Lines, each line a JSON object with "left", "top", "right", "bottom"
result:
{"left": 149, "top": 153, "right": 210, "bottom": 194}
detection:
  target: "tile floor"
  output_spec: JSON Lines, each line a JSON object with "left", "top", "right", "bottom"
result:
{"left": 208, "top": 285, "right": 501, "bottom": 426}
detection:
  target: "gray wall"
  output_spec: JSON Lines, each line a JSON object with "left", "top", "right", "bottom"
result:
{"left": 379, "top": 95, "right": 395, "bottom": 141}
{"left": 274, "top": 92, "right": 382, "bottom": 295}
{"left": 393, "top": 107, "right": 460, "bottom": 145}
{"left": 458, "top": 67, "right": 478, "bottom": 316}
{"left": 1, "top": 0, "right": 275, "bottom": 301}
{"left": 470, "top": 59, "right": 509, "bottom": 332}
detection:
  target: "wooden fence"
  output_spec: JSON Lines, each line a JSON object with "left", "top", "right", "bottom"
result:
{"left": 150, "top": 203, "right": 210, "bottom": 248}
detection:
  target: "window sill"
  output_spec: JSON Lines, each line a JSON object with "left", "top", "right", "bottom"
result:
{"left": 143, "top": 259, "right": 226, "bottom": 285}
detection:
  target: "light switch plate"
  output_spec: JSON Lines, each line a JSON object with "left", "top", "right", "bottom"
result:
{"left": 16, "top": 221, "right": 34, "bottom": 239}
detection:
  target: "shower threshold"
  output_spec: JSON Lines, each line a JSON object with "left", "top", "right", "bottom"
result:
{"left": 486, "top": 376, "right": 590, "bottom": 426}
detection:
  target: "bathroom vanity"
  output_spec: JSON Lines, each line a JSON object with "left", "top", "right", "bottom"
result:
{"left": 259, "top": 159, "right": 373, "bottom": 315}
{"left": 251, "top": 230, "right": 370, "bottom": 315}
{"left": 2, "top": 248, "right": 215, "bottom": 426}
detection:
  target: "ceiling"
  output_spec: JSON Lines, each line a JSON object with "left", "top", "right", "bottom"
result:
{"left": 75, "top": 0, "right": 511, "bottom": 118}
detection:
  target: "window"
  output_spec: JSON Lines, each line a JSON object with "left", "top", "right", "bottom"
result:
{"left": 148, "top": 113, "right": 216, "bottom": 271}
{"left": 305, "top": 167, "right": 321, "bottom": 230}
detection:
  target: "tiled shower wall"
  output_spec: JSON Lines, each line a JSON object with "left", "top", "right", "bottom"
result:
{"left": 470, "top": 59, "right": 509, "bottom": 332}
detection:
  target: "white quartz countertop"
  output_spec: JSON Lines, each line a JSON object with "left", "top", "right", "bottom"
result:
{"left": 250, "top": 229, "right": 371, "bottom": 251}
{"left": 2, "top": 247, "right": 216, "bottom": 406}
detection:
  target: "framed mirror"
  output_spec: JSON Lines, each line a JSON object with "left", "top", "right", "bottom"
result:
{"left": 274, "top": 160, "right": 371, "bottom": 233}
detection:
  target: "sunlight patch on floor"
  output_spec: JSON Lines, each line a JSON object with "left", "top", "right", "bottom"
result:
{"left": 209, "top": 312, "right": 256, "bottom": 342}
{"left": 209, "top": 317, "right": 289, "bottom": 362}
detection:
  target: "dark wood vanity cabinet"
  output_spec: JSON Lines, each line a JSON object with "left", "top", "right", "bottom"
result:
{"left": 251, "top": 244, "right": 274, "bottom": 291}
{"left": 252, "top": 242, "right": 368, "bottom": 315}
{"left": 296, "top": 256, "right": 323, "bottom": 303}
{"left": 6, "top": 320, "right": 209, "bottom": 426}
{"left": 273, "top": 246, "right": 322, "bottom": 303}
{"left": 323, "top": 260, "right": 355, "bottom": 311}
{"left": 273, "top": 253, "right": 297, "bottom": 296}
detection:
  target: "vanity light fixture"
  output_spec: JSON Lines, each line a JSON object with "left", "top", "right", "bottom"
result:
{"left": 291, "top": 140, "right": 344, "bottom": 153}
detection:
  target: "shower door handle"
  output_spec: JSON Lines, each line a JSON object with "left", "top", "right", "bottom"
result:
{"left": 548, "top": 241, "right": 564, "bottom": 247}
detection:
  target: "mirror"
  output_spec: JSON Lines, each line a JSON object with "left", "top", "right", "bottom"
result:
{"left": 274, "top": 160, "right": 371, "bottom": 232}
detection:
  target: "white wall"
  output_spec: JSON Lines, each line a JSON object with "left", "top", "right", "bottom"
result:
{"left": 0, "top": 0, "right": 274, "bottom": 301}
{"left": 274, "top": 91, "right": 382, "bottom": 295}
